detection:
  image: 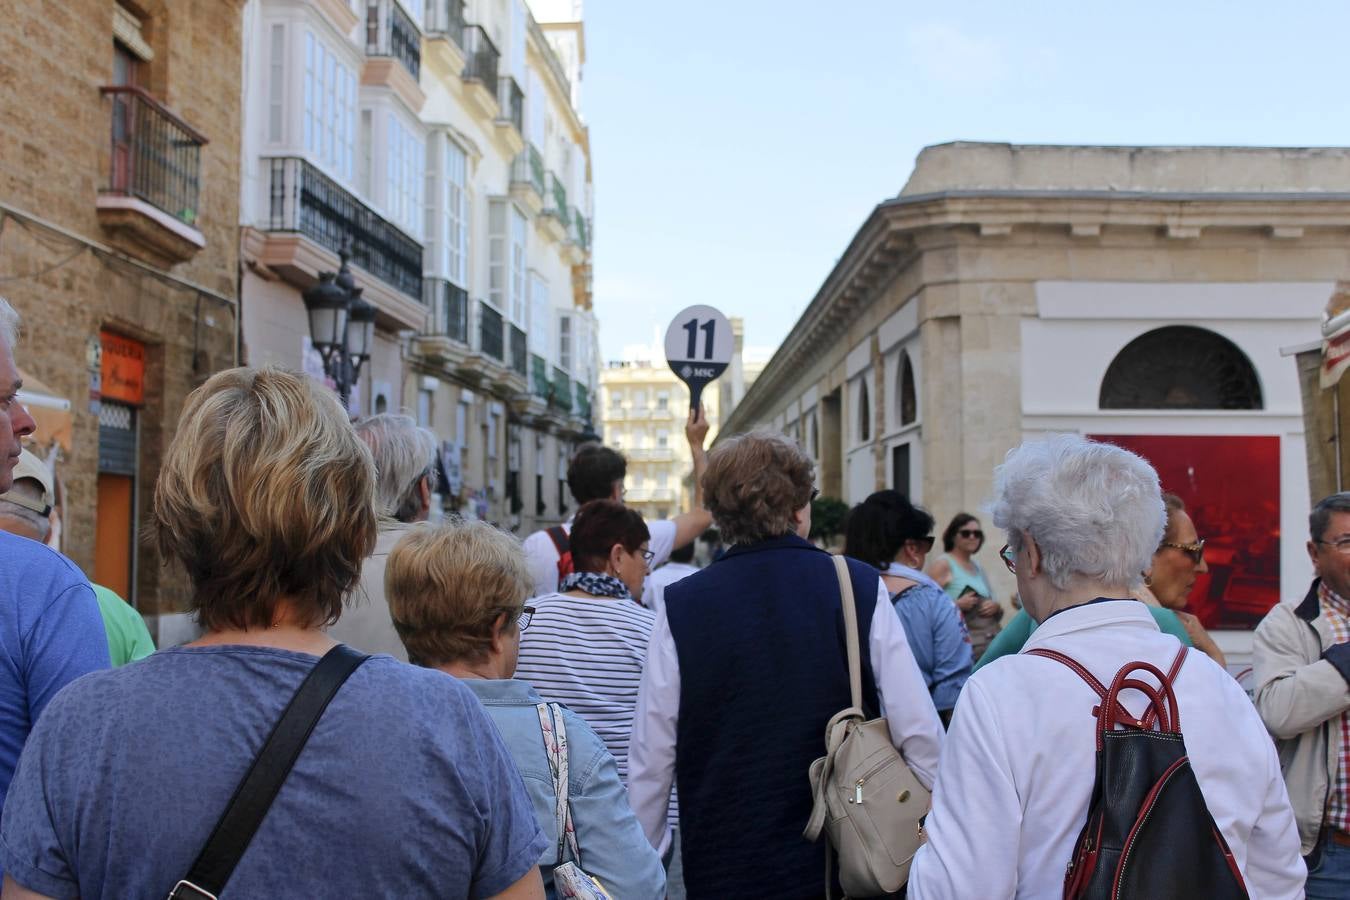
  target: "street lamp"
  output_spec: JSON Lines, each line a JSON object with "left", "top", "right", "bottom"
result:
{"left": 302, "top": 245, "right": 371, "bottom": 407}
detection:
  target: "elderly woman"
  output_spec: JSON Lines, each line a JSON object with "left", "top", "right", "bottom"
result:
{"left": 973, "top": 491, "right": 1224, "bottom": 670}
{"left": 908, "top": 434, "right": 1303, "bottom": 899}
{"left": 386, "top": 521, "right": 665, "bottom": 898}
{"left": 0, "top": 368, "right": 546, "bottom": 899}
{"left": 628, "top": 431, "right": 942, "bottom": 898}
{"left": 845, "top": 490, "right": 971, "bottom": 725}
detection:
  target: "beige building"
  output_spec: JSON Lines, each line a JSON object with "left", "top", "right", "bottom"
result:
{"left": 602, "top": 318, "right": 765, "bottom": 519}
{"left": 0, "top": 0, "right": 244, "bottom": 643}
{"left": 721, "top": 142, "right": 1350, "bottom": 661}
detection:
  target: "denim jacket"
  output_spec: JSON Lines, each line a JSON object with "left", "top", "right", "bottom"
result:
{"left": 463, "top": 678, "right": 666, "bottom": 899}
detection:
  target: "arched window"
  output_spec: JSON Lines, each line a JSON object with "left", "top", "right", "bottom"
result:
{"left": 857, "top": 379, "right": 871, "bottom": 442}
{"left": 898, "top": 352, "right": 917, "bottom": 426}
{"left": 1099, "top": 326, "right": 1263, "bottom": 410}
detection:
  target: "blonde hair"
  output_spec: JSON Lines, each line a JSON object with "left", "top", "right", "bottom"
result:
{"left": 385, "top": 520, "right": 532, "bottom": 667}
{"left": 703, "top": 431, "right": 815, "bottom": 545}
{"left": 153, "top": 367, "right": 378, "bottom": 631}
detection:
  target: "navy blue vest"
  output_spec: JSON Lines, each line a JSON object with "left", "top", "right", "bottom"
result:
{"left": 664, "top": 534, "right": 882, "bottom": 898}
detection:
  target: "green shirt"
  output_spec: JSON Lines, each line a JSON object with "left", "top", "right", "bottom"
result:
{"left": 91, "top": 585, "right": 156, "bottom": 667}
{"left": 973, "top": 603, "right": 1192, "bottom": 672}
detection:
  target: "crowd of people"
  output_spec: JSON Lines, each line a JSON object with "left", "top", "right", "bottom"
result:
{"left": 0, "top": 291, "right": 1346, "bottom": 898}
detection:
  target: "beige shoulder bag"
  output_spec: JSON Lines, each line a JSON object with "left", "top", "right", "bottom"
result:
{"left": 804, "top": 555, "right": 930, "bottom": 897}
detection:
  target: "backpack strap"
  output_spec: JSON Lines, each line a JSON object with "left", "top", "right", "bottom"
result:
{"left": 537, "top": 702, "right": 582, "bottom": 867}
{"left": 546, "top": 525, "right": 570, "bottom": 556}
{"left": 169, "top": 644, "right": 369, "bottom": 900}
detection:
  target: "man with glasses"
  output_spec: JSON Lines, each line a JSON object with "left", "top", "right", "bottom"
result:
{"left": 1254, "top": 492, "right": 1350, "bottom": 897}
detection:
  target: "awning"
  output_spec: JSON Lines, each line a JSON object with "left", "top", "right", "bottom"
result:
{"left": 18, "top": 369, "right": 73, "bottom": 453}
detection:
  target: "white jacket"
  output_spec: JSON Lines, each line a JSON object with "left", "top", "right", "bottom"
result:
{"left": 909, "top": 599, "right": 1304, "bottom": 900}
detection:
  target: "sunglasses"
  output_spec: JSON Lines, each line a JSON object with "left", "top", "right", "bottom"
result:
{"left": 1160, "top": 539, "right": 1205, "bottom": 565}
{"left": 958, "top": 529, "right": 984, "bottom": 540}
{"left": 909, "top": 536, "right": 936, "bottom": 553}
{"left": 1000, "top": 543, "right": 1016, "bottom": 574}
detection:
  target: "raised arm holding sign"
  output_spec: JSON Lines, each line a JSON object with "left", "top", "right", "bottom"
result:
{"left": 665, "top": 305, "right": 734, "bottom": 414}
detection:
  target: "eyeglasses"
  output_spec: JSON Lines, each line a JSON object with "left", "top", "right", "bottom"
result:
{"left": 908, "top": 536, "right": 936, "bottom": 553}
{"left": 958, "top": 529, "right": 984, "bottom": 540}
{"left": 1160, "top": 539, "right": 1205, "bottom": 565}
{"left": 1315, "top": 537, "right": 1350, "bottom": 555}
{"left": 640, "top": 548, "right": 656, "bottom": 565}
{"left": 810, "top": 488, "right": 820, "bottom": 502}
{"left": 1000, "top": 543, "right": 1017, "bottom": 573}
{"left": 518, "top": 606, "right": 536, "bottom": 630}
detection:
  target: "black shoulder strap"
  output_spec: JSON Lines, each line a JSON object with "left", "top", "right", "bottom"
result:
{"left": 546, "top": 525, "right": 570, "bottom": 555}
{"left": 169, "top": 644, "right": 369, "bottom": 900}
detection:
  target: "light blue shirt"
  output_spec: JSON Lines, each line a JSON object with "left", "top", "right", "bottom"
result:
{"left": 891, "top": 581, "right": 973, "bottom": 712}
{"left": 464, "top": 677, "right": 666, "bottom": 899}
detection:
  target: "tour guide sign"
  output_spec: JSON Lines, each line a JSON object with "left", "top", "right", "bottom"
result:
{"left": 665, "top": 305, "right": 734, "bottom": 412}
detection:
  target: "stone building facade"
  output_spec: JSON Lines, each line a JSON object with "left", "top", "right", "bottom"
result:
{"left": 0, "top": 0, "right": 243, "bottom": 643}
{"left": 721, "top": 142, "right": 1350, "bottom": 662}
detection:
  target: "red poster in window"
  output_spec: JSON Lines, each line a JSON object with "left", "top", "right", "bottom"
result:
{"left": 1088, "top": 434, "right": 1280, "bottom": 630}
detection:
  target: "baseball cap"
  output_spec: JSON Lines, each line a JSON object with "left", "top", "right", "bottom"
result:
{"left": 2, "top": 449, "right": 54, "bottom": 516}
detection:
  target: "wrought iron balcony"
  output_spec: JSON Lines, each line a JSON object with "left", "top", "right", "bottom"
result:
{"left": 509, "top": 323, "right": 527, "bottom": 377}
{"left": 461, "top": 25, "right": 500, "bottom": 87}
{"left": 264, "top": 156, "right": 422, "bottom": 300}
{"left": 478, "top": 301, "right": 504, "bottom": 361}
{"left": 551, "top": 367, "right": 573, "bottom": 412}
{"left": 575, "top": 383, "right": 591, "bottom": 420}
{"left": 497, "top": 77, "right": 524, "bottom": 133}
{"left": 511, "top": 144, "right": 545, "bottom": 196}
{"left": 531, "top": 354, "right": 550, "bottom": 398}
{"left": 366, "top": 0, "right": 421, "bottom": 80}
{"left": 425, "top": 0, "right": 466, "bottom": 46}
{"left": 544, "top": 172, "right": 571, "bottom": 228}
{"left": 425, "top": 278, "right": 469, "bottom": 343}
{"left": 100, "top": 86, "right": 206, "bottom": 226}
{"left": 573, "top": 210, "right": 590, "bottom": 253}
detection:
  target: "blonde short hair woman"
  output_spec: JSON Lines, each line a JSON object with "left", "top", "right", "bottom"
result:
{"left": 0, "top": 368, "right": 548, "bottom": 900}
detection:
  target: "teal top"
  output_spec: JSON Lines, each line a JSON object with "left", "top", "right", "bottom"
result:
{"left": 91, "top": 585, "right": 156, "bottom": 667}
{"left": 973, "top": 604, "right": 1192, "bottom": 671}
{"left": 939, "top": 553, "right": 993, "bottom": 601}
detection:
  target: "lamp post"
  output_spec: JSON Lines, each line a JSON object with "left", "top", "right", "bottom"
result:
{"left": 302, "top": 245, "right": 373, "bottom": 409}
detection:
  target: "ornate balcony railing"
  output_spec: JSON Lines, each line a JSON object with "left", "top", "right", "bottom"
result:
{"left": 551, "top": 367, "right": 573, "bottom": 412}
{"left": 478, "top": 301, "right": 504, "bottom": 361}
{"left": 265, "top": 157, "right": 422, "bottom": 299}
{"left": 497, "top": 77, "right": 524, "bottom": 132}
{"left": 425, "top": 0, "right": 465, "bottom": 46}
{"left": 573, "top": 210, "right": 590, "bottom": 252}
{"left": 511, "top": 144, "right": 545, "bottom": 197}
{"left": 531, "top": 354, "right": 550, "bottom": 398}
{"left": 508, "top": 324, "right": 527, "bottom": 377}
{"left": 366, "top": 0, "right": 421, "bottom": 80}
{"left": 544, "top": 172, "right": 571, "bottom": 228}
{"left": 425, "top": 278, "right": 468, "bottom": 343}
{"left": 101, "top": 86, "right": 206, "bottom": 226}
{"left": 461, "top": 25, "right": 500, "bottom": 87}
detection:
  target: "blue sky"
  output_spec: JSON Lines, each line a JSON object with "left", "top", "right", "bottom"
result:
{"left": 582, "top": 0, "right": 1350, "bottom": 360}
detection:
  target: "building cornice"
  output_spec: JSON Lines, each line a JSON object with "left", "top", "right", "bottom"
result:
{"left": 721, "top": 189, "right": 1350, "bottom": 437}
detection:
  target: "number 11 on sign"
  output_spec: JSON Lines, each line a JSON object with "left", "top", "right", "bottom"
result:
{"left": 682, "top": 318, "right": 717, "bottom": 360}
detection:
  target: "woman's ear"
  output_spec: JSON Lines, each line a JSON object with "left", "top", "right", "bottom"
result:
{"left": 608, "top": 542, "right": 626, "bottom": 574}
{"left": 489, "top": 611, "right": 512, "bottom": 655}
{"left": 1022, "top": 531, "right": 1043, "bottom": 577}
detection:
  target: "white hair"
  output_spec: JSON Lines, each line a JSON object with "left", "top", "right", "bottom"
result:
{"left": 354, "top": 413, "right": 438, "bottom": 522}
{"left": 0, "top": 297, "right": 19, "bottom": 348}
{"left": 989, "top": 433, "right": 1165, "bottom": 590}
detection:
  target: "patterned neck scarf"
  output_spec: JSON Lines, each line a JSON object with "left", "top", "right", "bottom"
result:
{"left": 560, "top": 571, "right": 633, "bottom": 601}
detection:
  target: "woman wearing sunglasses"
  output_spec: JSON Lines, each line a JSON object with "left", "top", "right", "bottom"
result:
{"left": 845, "top": 491, "right": 972, "bottom": 727}
{"left": 929, "top": 513, "right": 1004, "bottom": 660}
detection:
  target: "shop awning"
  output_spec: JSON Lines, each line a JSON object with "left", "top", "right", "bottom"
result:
{"left": 18, "top": 369, "right": 73, "bottom": 453}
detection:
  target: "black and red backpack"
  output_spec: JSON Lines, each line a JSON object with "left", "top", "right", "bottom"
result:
{"left": 1025, "top": 645, "right": 1249, "bottom": 900}
{"left": 545, "top": 525, "right": 573, "bottom": 585}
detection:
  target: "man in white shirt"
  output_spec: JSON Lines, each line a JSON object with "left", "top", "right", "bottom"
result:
{"left": 522, "top": 407, "right": 711, "bottom": 598}
{"left": 908, "top": 434, "right": 1304, "bottom": 899}
{"left": 641, "top": 541, "right": 700, "bottom": 616}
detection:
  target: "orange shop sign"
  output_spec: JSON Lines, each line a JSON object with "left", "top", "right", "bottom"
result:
{"left": 100, "top": 331, "right": 145, "bottom": 405}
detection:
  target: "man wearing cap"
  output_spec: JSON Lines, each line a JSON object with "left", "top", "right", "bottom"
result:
{"left": 0, "top": 450, "right": 154, "bottom": 667}
{"left": 0, "top": 298, "right": 108, "bottom": 855}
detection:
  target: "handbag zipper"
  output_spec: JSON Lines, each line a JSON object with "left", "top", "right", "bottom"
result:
{"left": 848, "top": 755, "right": 901, "bottom": 804}
{"left": 1111, "top": 755, "right": 1188, "bottom": 900}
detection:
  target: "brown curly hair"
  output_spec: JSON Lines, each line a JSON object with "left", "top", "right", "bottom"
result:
{"left": 703, "top": 431, "right": 815, "bottom": 545}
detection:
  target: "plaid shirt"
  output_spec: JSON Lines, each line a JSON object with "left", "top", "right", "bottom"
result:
{"left": 1320, "top": 581, "right": 1350, "bottom": 831}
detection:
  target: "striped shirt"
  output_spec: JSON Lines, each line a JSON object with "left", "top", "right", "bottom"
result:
{"left": 1320, "top": 581, "right": 1350, "bottom": 832}
{"left": 515, "top": 591, "right": 678, "bottom": 823}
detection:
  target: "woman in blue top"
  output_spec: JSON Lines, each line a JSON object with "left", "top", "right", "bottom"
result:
{"left": 929, "top": 513, "right": 1005, "bottom": 660}
{"left": 385, "top": 518, "right": 666, "bottom": 900}
{"left": 845, "top": 490, "right": 972, "bottom": 726}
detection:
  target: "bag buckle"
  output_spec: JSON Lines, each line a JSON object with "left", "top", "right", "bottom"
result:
{"left": 168, "top": 880, "right": 218, "bottom": 900}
